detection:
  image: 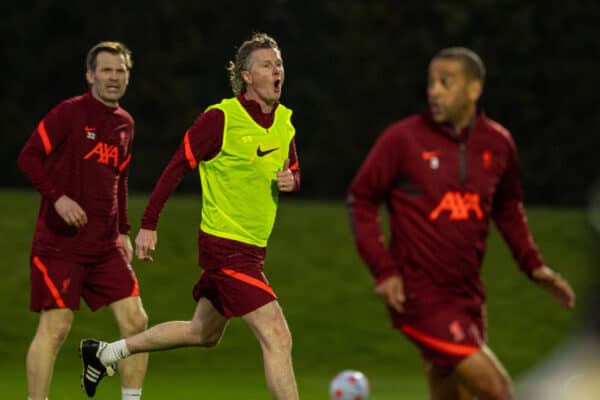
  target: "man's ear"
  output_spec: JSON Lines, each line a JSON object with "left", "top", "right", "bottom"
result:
{"left": 85, "top": 70, "right": 94, "bottom": 85}
{"left": 468, "top": 80, "right": 483, "bottom": 102}
{"left": 241, "top": 70, "right": 252, "bottom": 85}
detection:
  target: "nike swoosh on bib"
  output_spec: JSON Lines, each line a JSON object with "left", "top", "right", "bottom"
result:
{"left": 256, "top": 146, "right": 279, "bottom": 157}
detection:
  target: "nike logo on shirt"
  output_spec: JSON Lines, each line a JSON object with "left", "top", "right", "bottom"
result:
{"left": 256, "top": 146, "right": 279, "bottom": 157}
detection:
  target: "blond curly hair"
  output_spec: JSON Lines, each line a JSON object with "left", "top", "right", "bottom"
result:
{"left": 227, "top": 33, "right": 280, "bottom": 95}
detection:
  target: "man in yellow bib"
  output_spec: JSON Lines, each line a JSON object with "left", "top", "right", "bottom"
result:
{"left": 80, "top": 33, "right": 300, "bottom": 399}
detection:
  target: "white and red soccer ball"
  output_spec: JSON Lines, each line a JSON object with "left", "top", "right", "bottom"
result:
{"left": 329, "top": 370, "right": 370, "bottom": 400}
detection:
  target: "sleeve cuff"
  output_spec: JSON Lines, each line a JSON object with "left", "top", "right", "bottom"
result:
{"left": 48, "top": 189, "right": 65, "bottom": 203}
{"left": 523, "top": 261, "right": 544, "bottom": 280}
{"left": 119, "top": 224, "right": 131, "bottom": 236}
{"left": 141, "top": 220, "right": 157, "bottom": 230}
{"left": 374, "top": 267, "right": 401, "bottom": 285}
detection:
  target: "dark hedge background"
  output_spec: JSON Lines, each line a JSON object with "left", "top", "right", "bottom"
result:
{"left": 3, "top": 1, "right": 598, "bottom": 204}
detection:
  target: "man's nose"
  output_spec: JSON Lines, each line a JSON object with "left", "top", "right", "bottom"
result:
{"left": 428, "top": 81, "right": 441, "bottom": 97}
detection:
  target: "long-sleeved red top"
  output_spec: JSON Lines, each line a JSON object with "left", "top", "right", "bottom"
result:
{"left": 347, "top": 112, "right": 543, "bottom": 304}
{"left": 18, "top": 92, "right": 134, "bottom": 261}
{"left": 141, "top": 94, "right": 300, "bottom": 236}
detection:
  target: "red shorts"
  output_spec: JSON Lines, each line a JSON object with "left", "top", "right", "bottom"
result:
{"left": 193, "top": 231, "right": 277, "bottom": 318}
{"left": 387, "top": 262, "right": 487, "bottom": 375}
{"left": 395, "top": 304, "right": 485, "bottom": 375}
{"left": 389, "top": 271, "right": 485, "bottom": 375}
{"left": 30, "top": 250, "right": 139, "bottom": 312}
{"left": 391, "top": 299, "right": 486, "bottom": 376}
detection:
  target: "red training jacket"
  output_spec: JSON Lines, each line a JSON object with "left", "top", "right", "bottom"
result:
{"left": 18, "top": 92, "right": 134, "bottom": 261}
{"left": 347, "top": 112, "right": 543, "bottom": 304}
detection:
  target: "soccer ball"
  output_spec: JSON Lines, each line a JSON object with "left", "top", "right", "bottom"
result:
{"left": 329, "top": 370, "right": 370, "bottom": 400}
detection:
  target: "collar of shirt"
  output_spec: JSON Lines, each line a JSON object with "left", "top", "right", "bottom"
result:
{"left": 236, "top": 94, "right": 279, "bottom": 129}
{"left": 422, "top": 109, "right": 484, "bottom": 142}
{"left": 84, "top": 91, "right": 122, "bottom": 115}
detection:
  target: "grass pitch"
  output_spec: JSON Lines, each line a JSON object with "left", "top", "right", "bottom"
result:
{"left": 0, "top": 190, "right": 594, "bottom": 399}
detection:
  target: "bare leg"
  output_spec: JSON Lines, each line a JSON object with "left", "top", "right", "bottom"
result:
{"left": 453, "top": 346, "right": 513, "bottom": 400}
{"left": 125, "top": 298, "right": 228, "bottom": 353}
{"left": 425, "top": 361, "right": 474, "bottom": 400}
{"left": 242, "top": 300, "right": 298, "bottom": 400}
{"left": 110, "top": 297, "right": 149, "bottom": 390}
{"left": 27, "top": 309, "right": 73, "bottom": 400}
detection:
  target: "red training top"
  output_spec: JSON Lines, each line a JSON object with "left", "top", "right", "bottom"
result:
{"left": 18, "top": 92, "right": 134, "bottom": 261}
{"left": 347, "top": 112, "right": 543, "bottom": 305}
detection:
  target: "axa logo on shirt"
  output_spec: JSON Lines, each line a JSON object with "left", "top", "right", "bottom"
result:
{"left": 429, "top": 191, "right": 483, "bottom": 221}
{"left": 83, "top": 142, "right": 120, "bottom": 167}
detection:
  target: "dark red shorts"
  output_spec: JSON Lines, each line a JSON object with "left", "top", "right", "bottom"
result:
{"left": 391, "top": 299, "right": 486, "bottom": 376}
{"left": 30, "top": 250, "right": 139, "bottom": 312}
{"left": 193, "top": 230, "right": 277, "bottom": 318}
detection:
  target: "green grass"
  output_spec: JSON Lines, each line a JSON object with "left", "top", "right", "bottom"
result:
{"left": 0, "top": 189, "right": 594, "bottom": 399}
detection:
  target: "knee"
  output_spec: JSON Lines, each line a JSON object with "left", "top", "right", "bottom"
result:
{"left": 38, "top": 316, "right": 72, "bottom": 347}
{"left": 197, "top": 330, "right": 223, "bottom": 348}
{"left": 189, "top": 323, "right": 223, "bottom": 348}
{"left": 121, "top": 308, "right": 149, "bottom": 336}
{"left": 478, "top": 377, "right": 513, "bottom": 400}
{"left": 48, "top": 321, "right": 72, "bottom": 345}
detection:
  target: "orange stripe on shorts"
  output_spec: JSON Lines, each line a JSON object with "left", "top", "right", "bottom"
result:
{"left": 221, "top": 267, "right": 276, "bottom": 298}
{"left": 32, "top": 256, "right": 66, "bottom": 308}
{"left": 401, "top": 325, "right": 480, "bottom": 356}
{"left": 37, "top": 121, "right": 52, "bottom": 155}
{"left": 130, "top": 273, "right": 139, "bottom": 297}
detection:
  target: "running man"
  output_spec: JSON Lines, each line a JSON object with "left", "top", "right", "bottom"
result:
{"left": 80, "top": 32, "right": 300, "bottom": 400}
{"left": 347, "top": 47, "right": 575, "bottom": 400}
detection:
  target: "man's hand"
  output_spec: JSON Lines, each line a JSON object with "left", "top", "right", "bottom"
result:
{"left": 135, "top": 228, "right": 157, "bottom": 261}
{"left": 118, "top": 234, "right": 133, "bottom": 263}
{"left": 532, "top": 265, "right": 576, "bottom": 309}
{"left": 375, "top": 274, "right": 406, "bottom": 313}
{"left": 277, "top": 159, "right": 295, "bottom": 192}
{"left": 54, "top": 195, "right": 87, "bottom": 228}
